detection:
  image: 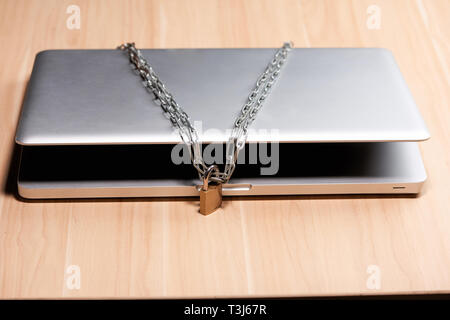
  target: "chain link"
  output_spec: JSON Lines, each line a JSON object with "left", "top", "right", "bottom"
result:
{"left": 118, "top": 42, "right": 292, "bottom": 184}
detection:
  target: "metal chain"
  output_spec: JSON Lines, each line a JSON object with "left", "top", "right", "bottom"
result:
{"left": 118, "top": 42, "right": 292, "bottom": 184}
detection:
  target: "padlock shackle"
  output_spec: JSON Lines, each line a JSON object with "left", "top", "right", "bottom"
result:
{"left": 202, "top": 165, "right": 220, "bottom": 191}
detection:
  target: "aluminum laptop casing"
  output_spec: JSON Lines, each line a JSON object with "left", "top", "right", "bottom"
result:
{"left": 15, "top": 48, "right": 429, "bottom": 198}
{"left": 16, "top": 48, "right": 429, "bottom": 145}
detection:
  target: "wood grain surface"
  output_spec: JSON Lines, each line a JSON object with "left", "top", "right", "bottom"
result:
{"left": 0, "top": 0, "right": 449, "bottom": 298}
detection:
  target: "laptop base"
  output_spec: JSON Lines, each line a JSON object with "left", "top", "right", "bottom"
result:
{"left": 17, "top": 142, "right": 426, "bottom": 199}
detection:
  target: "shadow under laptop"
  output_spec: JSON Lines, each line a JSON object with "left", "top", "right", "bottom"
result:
{"left": 4, "top": 142, "right": 21, "bottom": 198}
{"left": 3, "top": 76, "right": 29, "bottom": 200}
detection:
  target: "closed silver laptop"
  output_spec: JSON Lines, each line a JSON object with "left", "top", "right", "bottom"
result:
{"left": 15, "top": 48, "right": 429, "bottom": 198}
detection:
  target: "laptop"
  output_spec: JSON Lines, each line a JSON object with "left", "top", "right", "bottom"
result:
{"left": 15, "top": 48, "right": 430, "bottom": 198}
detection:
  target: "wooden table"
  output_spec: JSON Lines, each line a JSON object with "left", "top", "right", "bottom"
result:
{"left": 0, "top": 0, "right": 449, "bottom": 298}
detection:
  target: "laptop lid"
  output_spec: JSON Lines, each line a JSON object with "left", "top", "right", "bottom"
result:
{"left": 15, "top": 48, "right": 430, "bottom": 145}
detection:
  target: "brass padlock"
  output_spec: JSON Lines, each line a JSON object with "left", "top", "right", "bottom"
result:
{"left": 199, "top": 165, "right": 222, "bottom": 215}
